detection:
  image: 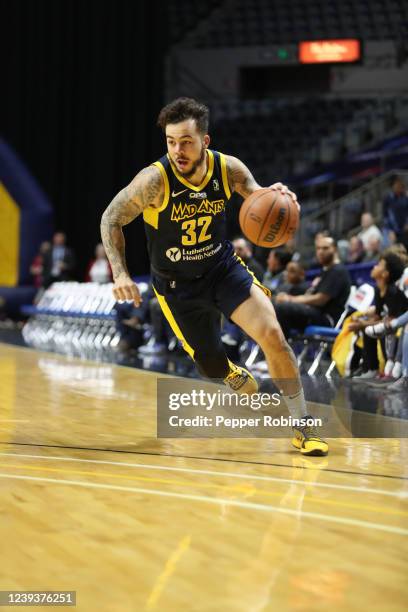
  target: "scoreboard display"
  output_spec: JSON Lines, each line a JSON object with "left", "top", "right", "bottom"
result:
{"left": 299, "top": 39, "right": 361, "bottom": 64}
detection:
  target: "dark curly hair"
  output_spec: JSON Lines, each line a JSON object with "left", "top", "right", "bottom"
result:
{"left": 157, "top": 97, "right": 209, "bottom": 134}
{"left": 381, "top": 252, "right": 406, "bottom": 284}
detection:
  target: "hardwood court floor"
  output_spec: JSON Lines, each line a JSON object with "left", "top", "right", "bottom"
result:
{"left": 0, "top": 343, "right": 407, "bottom": 612}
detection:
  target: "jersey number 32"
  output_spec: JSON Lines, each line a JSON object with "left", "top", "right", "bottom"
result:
{"left": 181, "top": 216, "right": 212, "bottom": 246}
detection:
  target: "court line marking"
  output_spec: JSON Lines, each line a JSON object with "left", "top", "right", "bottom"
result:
{"left": 0, "top": 452, "right": 405, "bottom": 499}
{"left": 0, "top": 472, "right": 406, "bottom": 536}
{"left": 145, "top": 535, "right": 191, "bottom": 610}
{"left": 5, "top": 442, "right": 408, "bottom": 481}
{"left": 1, "top": 461, "right": 407, "bottom": 518}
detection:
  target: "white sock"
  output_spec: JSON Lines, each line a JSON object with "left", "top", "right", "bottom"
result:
{"left": 392, "top": 361, "right": 402, "bottom": 379}
{"left": 282, "top": 389, "right": 308, "bottom": 419}
{"left": 384, "top": 359, "right": 394, "bottom": 376}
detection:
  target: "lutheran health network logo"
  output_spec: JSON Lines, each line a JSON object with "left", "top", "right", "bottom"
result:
{"left": 165, "top": 243, "right": 222, "bottom": 263}
{"left": 166, "top": 247, "right": 182, "bottom": 262}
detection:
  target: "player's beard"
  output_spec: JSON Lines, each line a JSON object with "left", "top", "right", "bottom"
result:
{"left": 178, "top": 146, "right": 206, "bottom": 178}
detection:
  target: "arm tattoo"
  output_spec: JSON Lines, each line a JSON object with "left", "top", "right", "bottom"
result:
{"left": 100, "top": 165, "right": 163, "bottom": 279}
{"left": 226, "top": 155, "right": 262, "bottom": 199}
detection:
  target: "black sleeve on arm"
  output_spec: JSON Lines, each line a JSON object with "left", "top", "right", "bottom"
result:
{"left": 316, "top": 267, "right": 348, "bottom": 299}
{"left": 374, "top": 288, "right": 382, "bottom": 315}
{"left": 387, "top": 286, "right": 408, "bottom": 317}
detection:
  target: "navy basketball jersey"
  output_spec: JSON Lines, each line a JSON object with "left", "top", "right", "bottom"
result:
{"left": 143, "top": 149, "right": 232, "bottom": 278}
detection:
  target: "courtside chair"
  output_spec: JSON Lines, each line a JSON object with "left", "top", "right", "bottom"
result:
{"left": 305, "top": 283, "right": 375, "bottom": 377}
{"left": 243, "top": 283, "right": 375, "bottom": 376}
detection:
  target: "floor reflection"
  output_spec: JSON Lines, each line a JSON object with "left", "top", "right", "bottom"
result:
{"left": 1, "top": 327, "right": 407, "bottom": 423}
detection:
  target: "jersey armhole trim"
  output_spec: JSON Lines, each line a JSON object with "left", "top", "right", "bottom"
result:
{"left": 220, "top": 153, "right": 232, "bottom": 200}
{"left": 143, "top": 161, "right": 170, "bottom": 229}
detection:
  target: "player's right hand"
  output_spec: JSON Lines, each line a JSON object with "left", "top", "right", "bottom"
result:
{"left": 269, "top": 182, "right": 300, "bottom": 213}
{"left": 112, "top": 273, "right": 142, "bottom": 306}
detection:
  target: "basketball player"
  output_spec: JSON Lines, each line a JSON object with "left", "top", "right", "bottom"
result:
{"left": 101, "top": 97, "right": 328, "bottom": 456}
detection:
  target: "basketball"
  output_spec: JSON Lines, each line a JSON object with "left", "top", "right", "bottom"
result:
{"left": 239, "top": 188, "right": 299, "bottom": 248}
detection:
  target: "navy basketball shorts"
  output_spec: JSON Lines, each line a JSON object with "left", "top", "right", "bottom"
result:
{"left": 151, "top": 245, "right": 270, "bottom": 378}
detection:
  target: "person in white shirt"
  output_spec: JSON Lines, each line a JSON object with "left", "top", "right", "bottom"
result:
{"left": 358, "top": 212, "right": 383, "bottom": 251}
{"left": 86, "top": 243, "right": 112, "bottom": 284}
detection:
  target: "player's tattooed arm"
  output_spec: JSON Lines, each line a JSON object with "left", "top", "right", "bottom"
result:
{"left": 225, "top": 155, "right": 262, "bottom": 198}
{"left": 100, "top": 165, "right": 163, "bottom": 280}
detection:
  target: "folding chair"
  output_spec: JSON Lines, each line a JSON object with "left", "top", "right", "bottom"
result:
{"left": 305, "top": 283, "right": 375, "bottom": 376}
{"left": 244, "top": 283, "right": 375, "bottom": 376}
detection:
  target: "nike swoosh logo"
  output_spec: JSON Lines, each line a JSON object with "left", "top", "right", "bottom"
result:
{"left": 172, "top": 189, "right": 188, "bottom": 197}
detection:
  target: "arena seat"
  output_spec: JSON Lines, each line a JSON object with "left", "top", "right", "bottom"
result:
{"left": 301, "top": 283, "right": 375, "bottom": 376}
{"left": 21, "top": 281, "right": 150, "bottom": 358}
{"left": 245, "top": 283, "right": 375, "bottom": 377}
{"left": 175, "top": 0, "right": 408, "bottom": 47}
{"left": 212, "top": 97, "right": 406, "bottom": 185}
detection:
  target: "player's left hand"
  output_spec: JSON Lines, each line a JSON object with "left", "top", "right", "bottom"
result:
{"left": 269, "top": 182, "right": 300, "bottom": 212}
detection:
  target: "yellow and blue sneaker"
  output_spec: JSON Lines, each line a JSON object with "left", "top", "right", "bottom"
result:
{"left": 292, "top": 416, "right": 329, "bottom": 456}
{"left": 224, "top": 361, "right": 258, "bottom": 395}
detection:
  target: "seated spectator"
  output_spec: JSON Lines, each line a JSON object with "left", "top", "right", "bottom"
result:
{"left": 357, "top": 212, "right": 383, "bottom": 251}
{"left": 284, "top": 237, "right": 301, "bottom": 263}
{"left": 30, "top": 241, "right": 51, "bottom": 288}
{"left": 274, "top": 235, "right": 351, "bottom": 338}
{"left": 85, "top": 243, "right": 112, "bottom": 283}
{"left": 366, "top": 309, "right": 408, "bottom": 392}
{"left": 363, "top": 236, "right": 382, "bottom": 262}
{"left": 398, "top": 263, "right": 408, "bottom": 297}
{"left": 337, "top": 239, "right": 350, "bottom": 263}
{"left": 139, "top": 294, "right": 176, "bottom": 354}
{"left": 262, "top": 248, "right": 293, "bottom": 293}
{"left": 348, "top": 252, "right": 408, "bottom": 381}
{"left": 304, "top": 230, "right": 331, "bottom": 268}
{"left": 383, "top": 176, "right": 408, "bottom": 248}
{"left": 42, "top": 232, "right": 75, "bottom": 287}
{"left": 232, "top": 237, "right": 264, "bottom": 281}
{"left": 346, "top": 236, "right": 365, "bottom": 264}
{"left": 274, "top": 262, "right": 308, "bottom": 299}
{"left": 115, "top": 293, "right": 150, "bottom": 352}
{"left": 116, "top": 303, "right": 146, "bottom": 352}
{"left": 390, "top": 243, "right": 408, "bottom": 259}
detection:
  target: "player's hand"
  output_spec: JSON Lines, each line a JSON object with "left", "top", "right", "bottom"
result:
{"left": 113, "top": 273, "right": 142, "bottom": 306}
{"left": 269, "top": 182, "right": 300, "bottom": 212}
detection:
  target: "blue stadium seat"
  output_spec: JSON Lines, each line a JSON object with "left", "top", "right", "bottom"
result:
{"left": 304, "top": 326, "right": 340, "bottom": 339}
{"left": 173, "top": 0, "right": 403, "bottom": 47}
